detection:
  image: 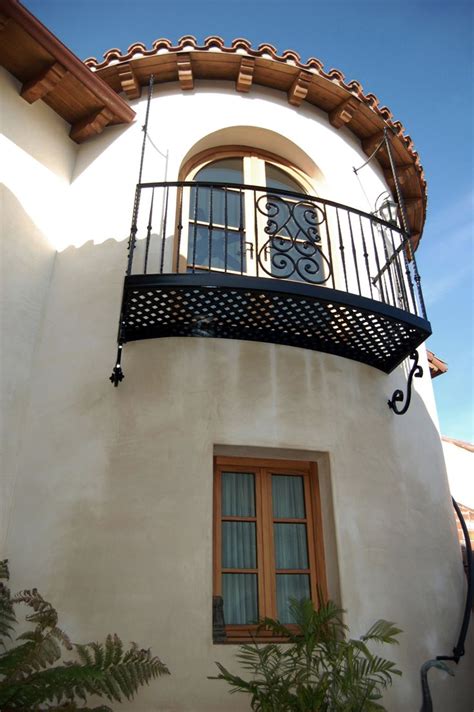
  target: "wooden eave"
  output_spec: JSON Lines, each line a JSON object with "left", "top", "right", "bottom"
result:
{"left": 85, "top": 37, "right": 428, "bottom": 243}
{"left": 0, "top": 0, "right": 135, "bottom": 142}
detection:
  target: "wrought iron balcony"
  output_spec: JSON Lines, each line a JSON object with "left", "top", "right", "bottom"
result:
{"left": 112, "top": 181, "right": 431, "bottom": 382}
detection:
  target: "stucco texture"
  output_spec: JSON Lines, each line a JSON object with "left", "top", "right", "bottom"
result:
{"left": 2, "top": 76, "right": 473, "bottom": 710}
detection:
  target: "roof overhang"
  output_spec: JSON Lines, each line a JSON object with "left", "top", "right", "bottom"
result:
{"left": 0, "top": 0, "right": 135, "bottom": 142}
{"left": 86, "top": 36, "right": 428, "bottom": 243}
{"left": 0, "top": 2, "right": 427, "bottom": 242}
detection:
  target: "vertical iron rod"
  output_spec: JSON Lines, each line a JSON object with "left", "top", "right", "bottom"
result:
{"left": 160, "top": 185, "right": 169, "bottom": 274}
{"left": 224, "top": 187, "right": 229, "bottom": 272}
{"left": 348, "top": 210, "right": 361, "bottom": 296}
{"left": 384, "top": 128, "right": 427, "bottom": 319}
{"left": 143, "top": 188, "right": 155, "bottom": 275}
{"left": 322, "top": 203, "right": 335, "bottom": 289}
{"left": 126, "top": 74, "right": 155, "bottom": 276}
{"left": 336, "top": 207, "right": 348, "bottom": 292}
{"left": 369, "top": 217, "right": 386, "bottom": 304}
{"left": 359, "top": 214, "right": 373, "bottom": 299}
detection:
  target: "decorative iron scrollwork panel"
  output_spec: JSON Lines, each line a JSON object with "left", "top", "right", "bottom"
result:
{"left": 256, "top": 194, "right": 332, "bottom": 284}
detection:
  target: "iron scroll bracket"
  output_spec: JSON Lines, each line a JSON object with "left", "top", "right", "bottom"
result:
{"left": 109, "top": 343, "right": 124, "bottom": 387}
{"left": 388, "top": 350, "right": 423, "bottom": 415}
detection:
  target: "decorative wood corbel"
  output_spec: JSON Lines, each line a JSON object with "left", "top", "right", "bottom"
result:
{"left": 287, "top": 71, "right": 312, "bottom": 106}
{"left": 70, "top": 107, "right": 113, "bottom": 143}
{"left": 20, "top": 62, "right": 67, "bottom": 103}
{"left": 176, "top": 53, "right": 193, "bottom": 90}
{"left": 236, "top": 56, "right": 255, "bottom": 93}
{"left": 117, "top": 62, "right": 141, "bottom": 100}
{"left": 329, "top": 96, "right": 360, "bottom": 129}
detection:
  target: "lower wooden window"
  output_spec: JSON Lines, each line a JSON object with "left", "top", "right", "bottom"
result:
{"left": 213, "top": 456, "right": 327, "bottom": 641}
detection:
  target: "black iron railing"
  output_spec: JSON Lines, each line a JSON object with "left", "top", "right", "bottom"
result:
{"left": 125, "top": 181, "right": 427, "bottom": 320}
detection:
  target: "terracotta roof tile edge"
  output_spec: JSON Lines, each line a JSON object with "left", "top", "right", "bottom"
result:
{"left": 83, "top": 35, "right": 426, "bottom": 201}
{"left": 4, "top": 0, "right": 135, "bottom": 123}
{"left": 426, "top": 350, "right": 448, "bottom": 378}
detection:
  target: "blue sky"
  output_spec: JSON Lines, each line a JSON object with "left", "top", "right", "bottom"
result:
{"left": 24, "top": 0, "right": 474, "bottom": 441}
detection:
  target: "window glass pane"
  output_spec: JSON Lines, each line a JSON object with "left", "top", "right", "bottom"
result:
{"left": 222, "top": 472, "right": 255, "bottom": 516}
{"left": 276, "top": 574, "right": 310, "bottom": 624}
{"left": 190, "top": 186, "right": 243, "bottom": 228}
{"left": 222, "top": 522, "right": 256, "bottom": 568}
{"left": 188, "top": 225, "right": 245, "bottom": 271}
{"left": 274, "top": 523, "right": 308, "bottom": 569}
{"left": 272, "top": 475, "right": 305, "bottom": 518}
{"left": 195, "top": 158, "right": 244, "bottom": 185}
{"left": 222, "top": 573, "right": 258, "bottom": 624}
{"left": 265, "top": 164, "right": 303, "bottom": 194}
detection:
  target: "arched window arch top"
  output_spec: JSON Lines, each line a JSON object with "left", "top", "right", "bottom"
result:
{"left": 180, "top": 149, "right": 330, "bottom": 283}
{"left": 182, "top": 146, "right": 317, "bottom": 197}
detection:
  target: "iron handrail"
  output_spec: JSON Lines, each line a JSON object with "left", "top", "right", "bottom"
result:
{"left": 137, "top": 180, "right": 409, "bottom": 235}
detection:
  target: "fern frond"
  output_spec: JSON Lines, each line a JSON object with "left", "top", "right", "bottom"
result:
{"left": 362, "top": 619, "right": 402, "bottom": 646}
{"left": 0, "top": 560, "right": 16, "bottom": 644}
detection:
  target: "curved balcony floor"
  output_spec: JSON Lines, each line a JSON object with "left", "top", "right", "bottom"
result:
{"left": 119, "top": 273, "right": 431, "bottom": 373}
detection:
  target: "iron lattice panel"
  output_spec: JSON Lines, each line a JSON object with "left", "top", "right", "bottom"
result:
{"left": 120, "top": 275, "right": 431, "bottom": 373}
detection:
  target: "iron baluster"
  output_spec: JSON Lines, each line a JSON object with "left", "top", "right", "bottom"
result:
{"left": 143, "top": 188, "right": 155, "bottom": 275}
{"left": 348, "top": 209, "right": 361, "bottom": 296}
{"left": 369, "top": 215, "right": 386, "bottom": 304}
{"left": 406, "top": 233, "right": 426, "bottom": 319}
{"left": 322, "top": 203, "right": 335, "bottom": 289}
{"left": 126, "top": 185, "right": 140, "bottom": 276}
{"left": 253, "top": 188, "right": 259, "bottom": 277}
{"left": 239, "top": 188, "right": 244, "bottom": 275}
{"left": 192, "top": 185, "right": 199, "bottom": 273}
{"left": 359, "top": 214, "right": 373, "bottom": 299}
{"left": 379, "top": 224, "right": 397, "bottom": 308}
{"left": 160, "top": 185, "right": 169, "bottom": 274}
{"left": 402, "top": 233, "right": 417, "bottom": 315}
{"left": 224, "top": 187, "right": 228, "bottom": 272}
{"left": 175, "top": 185, "right": 184, "bottom": 273}
{"left": 336, "top": 206, "right": 349, "bottom": 292}
{"left": 388, "top": 225, "right": 409, "bottom": 311}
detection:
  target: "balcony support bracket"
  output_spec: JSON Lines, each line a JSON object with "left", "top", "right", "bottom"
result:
{"left": 109, "top": 343, "right": 124, "bottom": 387}
{"left": 388, "top": 350, "right": 423, "bottom": 415}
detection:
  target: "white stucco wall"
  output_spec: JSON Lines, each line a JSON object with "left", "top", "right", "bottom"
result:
{"left": 443, "top": 440, "right": 474, "bottom": 510}
{"left": 2, "top": 72, "right": 472, "bottom": 711}
{"left": 0, "top": 68, "right": 77, "bottom": 548}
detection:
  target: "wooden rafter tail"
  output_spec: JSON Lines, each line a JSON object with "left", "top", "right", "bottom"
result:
{"left": 236, "top": 56, "right": 255, "bottom": 93}
{"left": 288, "top": 70, "right": 312, "bottom": 106}
{"left": 21, "top": 62, "right": 67, "bottom": 103}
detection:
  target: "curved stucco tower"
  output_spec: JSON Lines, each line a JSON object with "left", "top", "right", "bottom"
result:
{"left": 1, "top": 2, "right": 472, "bottom": 709}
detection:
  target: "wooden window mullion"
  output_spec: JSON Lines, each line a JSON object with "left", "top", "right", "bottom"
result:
{"left": 213, "top": 464, "right": 222, "bottom": 596}
{"left": 255, "top": 467, "right": 268, "bottom": 622}
{"left": 261, "top": 468, "right": 278, "bottom": 618}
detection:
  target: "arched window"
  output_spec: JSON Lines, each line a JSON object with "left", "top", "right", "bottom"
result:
{"left": 181, "top": 151, "right": 327, "bottom": 284}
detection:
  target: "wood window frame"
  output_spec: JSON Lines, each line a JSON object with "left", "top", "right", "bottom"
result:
{"left": 175, "top": 147, "right": 318, "bottom": 275}
{"left": 213, "top": 456, "right": 327, "bottom": 643}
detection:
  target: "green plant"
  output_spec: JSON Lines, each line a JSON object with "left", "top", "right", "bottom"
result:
{"left": 211, "top": 598, "right": 402, "bottom": 711}
{"left": 0, "top": 559, "right": 169, "bottom": 711}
